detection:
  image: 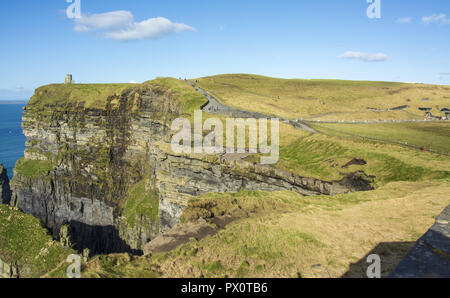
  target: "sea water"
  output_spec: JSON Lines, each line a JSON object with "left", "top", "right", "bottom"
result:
{"left": 0, "top": 104, "right": 26, "bottom": 179}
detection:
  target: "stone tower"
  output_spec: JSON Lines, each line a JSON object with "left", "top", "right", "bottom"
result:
{"left": 64, "top": 74, "right": 74, "bottom": 84}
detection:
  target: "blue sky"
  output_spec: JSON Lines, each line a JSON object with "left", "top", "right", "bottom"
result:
{"left": 0, "top": 0, "right": 449, "bottom": 100}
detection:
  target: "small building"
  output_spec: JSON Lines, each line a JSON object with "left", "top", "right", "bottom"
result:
{"left": 441, "top": 108, "right": 450, "bottom": 119}
{"left": 64, "top": 74, "right": 74, "bottom": 84}
{"left": 418, "top": 107, "right": 433, "bottom": 119}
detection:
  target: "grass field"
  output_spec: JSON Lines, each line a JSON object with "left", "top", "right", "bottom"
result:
{"left": 194, "top": 74, "right": 450, "bottom": 121}
{"left": 312, "top": 122, "right": 450, "bottom": 154}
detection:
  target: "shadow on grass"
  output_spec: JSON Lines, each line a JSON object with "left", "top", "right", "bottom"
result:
{"left": 341, "top": 241, "right": 415, "bottom": 278}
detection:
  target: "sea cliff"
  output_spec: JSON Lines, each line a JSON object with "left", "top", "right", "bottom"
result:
{"left": 9, "top": 78, "right": 362, "bottom": 254}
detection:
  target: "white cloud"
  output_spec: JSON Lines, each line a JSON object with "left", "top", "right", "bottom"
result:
{"left": 439, "top": 72, "right": 450, "bottom": 76}
{"left": 422, "top": 13, "right": 450, "bottom": 25}
{"left": 396, "top": 17, "right": 413, "bottom": 24}
{"left": 129, "top": 80, "right": 138, "bottom": 84}
{"left": 105, "top": 17, "right": 195, "bottom": 41}
{"left": 73, "top": 10, "right": 195, "bottom": 41}
{"left": 339, "top": 51, "right": 390, "bottom": 62}
{"left": 74, "top": 11, "right": 133, "bottom": 32}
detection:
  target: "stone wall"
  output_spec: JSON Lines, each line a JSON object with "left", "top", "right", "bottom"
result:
{"left": 389, "top": 205, "right": 450, "bottom": 278}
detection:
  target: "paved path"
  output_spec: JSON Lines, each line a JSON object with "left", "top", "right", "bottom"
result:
{"left": 186, "top": 80, "right": 316, "bottom": 133}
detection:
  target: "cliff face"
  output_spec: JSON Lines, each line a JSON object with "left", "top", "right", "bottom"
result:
{"left": 10, "top": 82, "right": 177, "bottom": 254}
{"left": 10, "top": 79, "right": 360, "bottom": 255}
{"left": 0, "top": 165, "right": 11, "bottom": 204}
{"left": 154, "top": 152, "right": 358, "bottom": 232}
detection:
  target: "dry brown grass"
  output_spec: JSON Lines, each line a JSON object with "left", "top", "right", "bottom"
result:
{"left": 276, "top": 181, "right": 450, "bottom": 277}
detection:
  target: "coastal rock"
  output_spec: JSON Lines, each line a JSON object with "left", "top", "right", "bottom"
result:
{"left": 0, "top": 165, "right": 11, "bottom": 204}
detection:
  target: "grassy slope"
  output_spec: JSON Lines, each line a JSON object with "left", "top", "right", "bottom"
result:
{"left": 15, "top": 157, "right": 53, "bottom": 177}
{"left": 194, "top": 74, "right": 450, "bottom": 121}
{"left": 0, "top": 205, "right": 74, "bottom": 277}
{"left": 147, "top": 78, "right": 207, "bottom": 119}
{"left": 121, "top": 180, "right": 159, "bottom": 227}
{"left": 273, "top": 132, "right": 450, "bottom": 186}
{"left": 79, "top": 180, "right": 450, "bottom": 278}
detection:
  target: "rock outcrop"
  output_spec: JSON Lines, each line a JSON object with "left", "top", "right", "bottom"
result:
{"left": 0, "top": 165, "right": 11, "bottom": 204}
{"left": 0, "top": 258, "right": 18, "bottom": 278}
{"left": 144, "top": 219, "right": 218, "bottom": 255}
{"left": 10, "top": 79, "right": 367, "bottom": 255}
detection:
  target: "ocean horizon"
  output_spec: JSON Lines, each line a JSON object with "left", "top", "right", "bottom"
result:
{"left": 0, "top": 103, "right": 26, "bottom": 179}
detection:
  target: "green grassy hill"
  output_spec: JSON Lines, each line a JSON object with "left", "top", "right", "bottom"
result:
{"left": 194, "top": 74, "right": 450, "bottom": 121}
